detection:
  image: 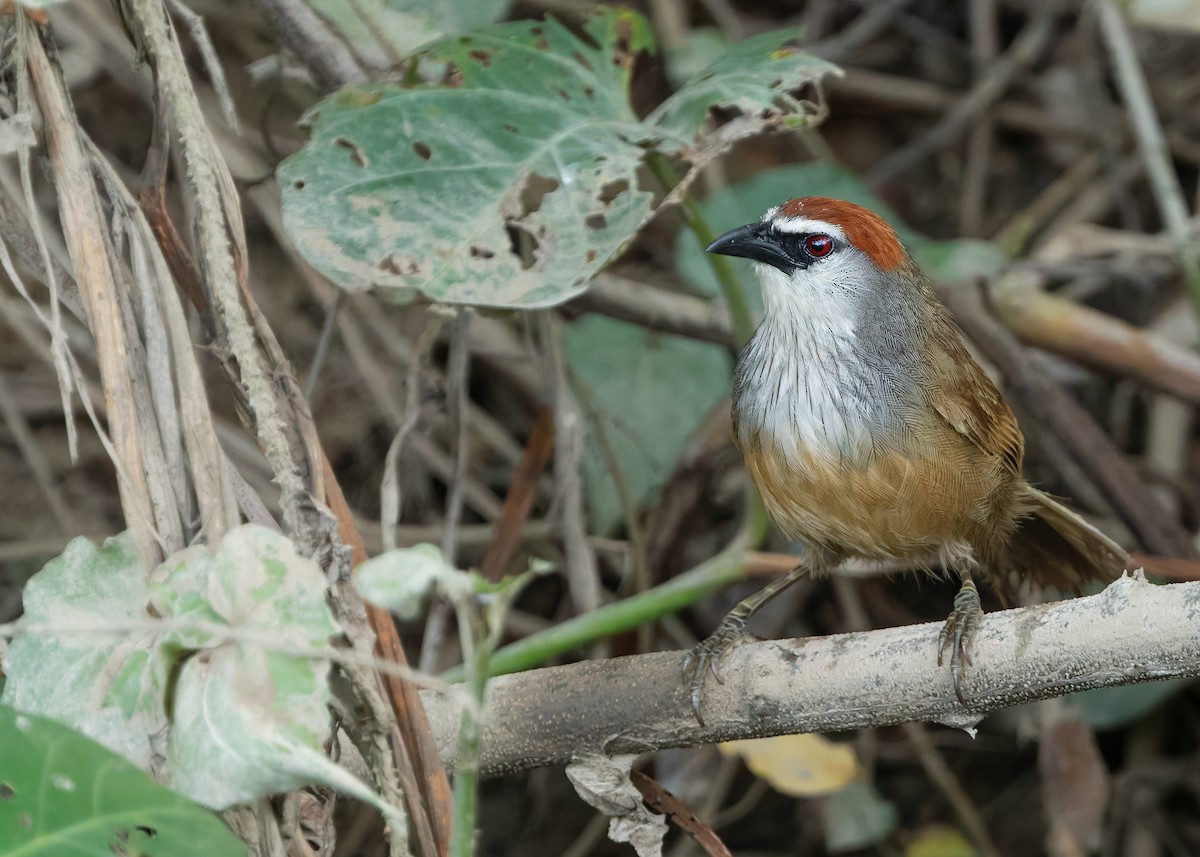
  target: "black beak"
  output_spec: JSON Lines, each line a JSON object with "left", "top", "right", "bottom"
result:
{"left": 705, "top": 223, "right": 796, "bottom": 274}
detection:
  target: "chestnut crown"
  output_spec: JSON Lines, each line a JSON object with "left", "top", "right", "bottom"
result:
{"left": 706, "top": 197, "right": 905, "bottom": 275}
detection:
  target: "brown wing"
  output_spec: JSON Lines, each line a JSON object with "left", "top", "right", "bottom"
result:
{"left": 927, "top": 325, "right": 1024, "bottom": 476}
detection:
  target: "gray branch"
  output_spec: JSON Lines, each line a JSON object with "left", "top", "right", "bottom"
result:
{"left": 421, "top": 574, "right": 1200, "bottom": 777}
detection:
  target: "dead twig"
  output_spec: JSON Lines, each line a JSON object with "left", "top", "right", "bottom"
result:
{"left": 991, "top": 270, "right": 1200, "bottom": 407}
{"left": 1095, "top": 0, "right": 1200, "bottom": 312}
{"left": 631, "top": 769, "right": 733, "bottom": 857}
{"left": 866, "top": 5, "right": 1057, "bottom": 187}
{"left": 479, "top": 406, "right": 555, "bottom": 582}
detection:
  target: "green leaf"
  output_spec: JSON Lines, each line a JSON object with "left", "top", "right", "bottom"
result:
{"left": 660, "top": 26, "right": 728, "bottom": 88}
{"left": 279, "top": 11, "right": 838, "bottom": 309}
{"left": 565, "top": 315, "right": 730, "bottom": 534}
{"left": 0, "top": 704, "right": 244, "bottom": 857}
{"left": 676, "top": 162, "right": 1008, "bottom": 312}
{"left": 821, "top": 780, "right": 898, "bottom": 854}
{"left": 1070, "top": 679, "right": 1191, "bottom": 731}
{"left": 1, "top": 533, "right": 171, "bottom": 770}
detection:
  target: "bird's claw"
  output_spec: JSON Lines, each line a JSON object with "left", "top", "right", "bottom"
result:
{"left": 937, "top": 583, "right": 983, "bottom": 704}
{"left": 682, "top": 619, "right": 754, "bottom": 726}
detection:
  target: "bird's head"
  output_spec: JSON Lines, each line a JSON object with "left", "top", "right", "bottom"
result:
{"left": 707, "top": 197, "right": 916, "bottom": 318}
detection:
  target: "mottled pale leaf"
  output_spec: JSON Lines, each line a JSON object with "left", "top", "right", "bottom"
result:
{"left": 565, "top": 315, "right": 730, "bottom": 534}
{"left": 1, "top": 533, "right": 170, "bottom": 770}
{"left": 280, "top": 10, "right": 838, "bottom": 309}
{"left": 0, "top": 704, "right": 244, "bottom": 857}
{"left": 150, "top": 526, "right": 343, "bottom": 809}
{"left": 2, "top": 525, "right": 357, "bottom": 814}
{"left": 355, "top": 543, "right": 471, "bottom": 619}
{"left": 720, "top": 733, "right": 860, "bottom": 797}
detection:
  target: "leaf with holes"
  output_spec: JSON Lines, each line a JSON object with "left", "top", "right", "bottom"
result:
{"left": 647, "top": 28, "right": 839, "bottom": 149}
{"left": 279, "top": 10, "right": 839, "bottom": 308}
{"left": 0, "top": 704, "right": 245, "bottom": 857}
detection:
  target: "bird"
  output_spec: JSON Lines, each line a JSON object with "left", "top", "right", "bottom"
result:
{"left": 684, "top": 196, "right": 1129, "bottom": 723}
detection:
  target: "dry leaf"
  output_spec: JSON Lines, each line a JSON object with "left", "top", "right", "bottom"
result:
{"left": 720, "top": 733, "right": 859, "bottom": 797}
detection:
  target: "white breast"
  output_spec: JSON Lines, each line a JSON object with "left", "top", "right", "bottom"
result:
{"left": 733, "top": 261, "right": 878, "bottom": 466}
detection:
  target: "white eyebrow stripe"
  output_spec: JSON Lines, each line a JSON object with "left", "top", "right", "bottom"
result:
{"left": 768, "top": 216, "right": 847, "bottom": 241}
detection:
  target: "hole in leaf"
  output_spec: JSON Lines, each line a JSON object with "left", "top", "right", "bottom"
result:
{"left": 530, "top": 26, "right": 549, "bottom": 50}
{"left": 586, "top": 214, "right": 606, "bottom": 230}
{"left": 518, "top": 174, "right": 560, "bottom": 217}
{"left": 598, "top": 179, "right": 628, "bottom": 205}
{"left": 572, "top": 51, "right": 593, "bottom": 71}
{"left": 470, "top": 246, "right": 495, "bottom": 259}
{"left": 413, "top": 141, "right": 432, "bottom": 161}
{"left": 469, "top": 49, "right": 491, "bottom": 67}
{"left": 135, "top": 826, "right": 157, "bottom": 838}
{"left": 502, "top": 123, "right": 519, "bottom": 133}
{"left": 333, "top": 136, "right": 368, "bottom": 168}
{"left": 582, "top": 85, "right": 595, "bottom": 99}
{"left": 440, "top": 61, "right": 465, "bottom": 87}
{"left": 293, "top": 180, "right": 306, "bottom": 190}
{"left": 506, "top": 224, "right": 541, "bottom": 270}
{"left": 0, "top": 783, "right": 15, "bottom": 800}
{"left": 586, "top": 249, "right": 597, "bottom": 263}
{"left": 554, "top": 88, "right": 570, "bottom": 101}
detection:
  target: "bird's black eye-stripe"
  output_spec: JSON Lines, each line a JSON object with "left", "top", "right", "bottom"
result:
{"left": 773, "top": 230, "right": 841, "bottom": 264}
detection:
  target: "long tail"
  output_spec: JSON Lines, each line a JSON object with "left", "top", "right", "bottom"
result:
{"left": 1002, "top": 488, "right": 1130, "bottom": 593}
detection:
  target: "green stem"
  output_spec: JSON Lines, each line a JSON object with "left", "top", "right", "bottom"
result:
{"left": 442, "top": 511, "right": 770, "bottom": 683}
{"left": 449, "top": 609, "right": 490, "bottom": 857}
{"left": 645, "top": 153, "right": 756, "bottom": 345}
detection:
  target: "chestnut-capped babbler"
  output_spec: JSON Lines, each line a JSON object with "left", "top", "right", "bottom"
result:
{"left": 684, "top": 197, "right": 1129, "bottom": 724}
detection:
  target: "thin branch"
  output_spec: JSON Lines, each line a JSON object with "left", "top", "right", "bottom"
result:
{"left": 990, "top": 270, "right": 1200, "bottom": 407}
{"left": 543, "top": 312, "right": 602, "bottom": 616}
{"left": 421, "top": 574, "right": 1200, "bottom": 778}
{"left": 1095, "top": 0, "right": 1200, "bottom": 315}
{"left": 866, "top": 4, "right": 1055, "bottom": 187}
{"left": 249, "top": 0, "right": 367, "bottom": 90}
{"left": 570, "top": 274, "right": 735, "bottom": 347}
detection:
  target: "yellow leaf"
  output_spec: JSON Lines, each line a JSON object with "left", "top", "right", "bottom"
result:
{"left": 905, "top": 825, "right": 975, "bottom": 857}
{"left": 719, "top": 733, "right": 859, "bottom": 797}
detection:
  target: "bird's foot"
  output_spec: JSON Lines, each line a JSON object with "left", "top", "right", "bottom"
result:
{"left": 682, "top": 617, "right": 756, "bottom": 727}
{"left": 937, "top": 579, "right": 983, "bottom": 704}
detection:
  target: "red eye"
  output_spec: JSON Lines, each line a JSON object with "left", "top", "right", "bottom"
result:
{"left": 804, "top": 234, "right": 834, "bottom": 258}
